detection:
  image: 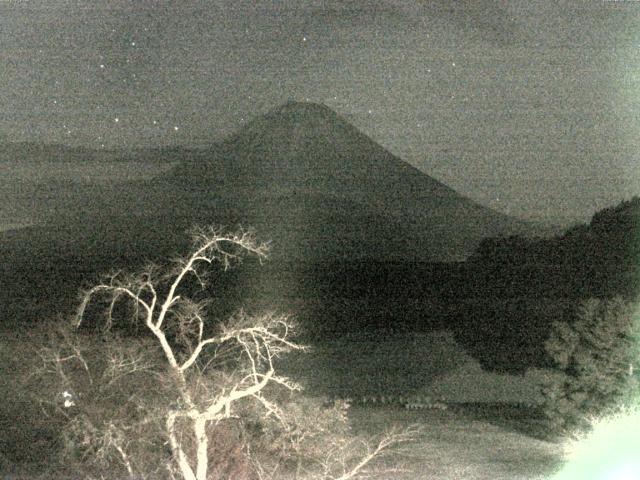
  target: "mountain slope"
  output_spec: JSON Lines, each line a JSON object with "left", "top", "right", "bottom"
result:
{"left": 0, "top": 101, "right": 536, "bottom": 279}
{"left": 165, "top": 101, "right": 532, "bottom": 261}
{"left": 0, "top": 101, "right": 537, "bottom": 327}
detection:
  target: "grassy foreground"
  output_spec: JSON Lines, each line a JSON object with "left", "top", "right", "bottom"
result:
{"left": 347, "top": 404, "right": 564, "bottom": 480}
{"left": 2, "top": 329, "right": 568, "bottom": 479}
{"left": 1, "top": 401, "right": 566, "bottom": 480}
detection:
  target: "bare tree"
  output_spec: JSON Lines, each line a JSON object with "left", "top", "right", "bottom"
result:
{"left": 35, "top": 226, "right": 419, "bottom": 480}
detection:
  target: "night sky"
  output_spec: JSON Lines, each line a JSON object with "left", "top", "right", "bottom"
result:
{"left": 1, "top": 0, "right": 639, "bottom": 224}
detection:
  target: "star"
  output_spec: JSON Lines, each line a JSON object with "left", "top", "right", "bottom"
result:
{"left": 100, "top": 64, "right": 105, "bottom": 69}
{"left": 114, "top": 118, "right": 119, "bottom": 123}
{"left": 173, "top": 126, "right": 179, "bottom": 131}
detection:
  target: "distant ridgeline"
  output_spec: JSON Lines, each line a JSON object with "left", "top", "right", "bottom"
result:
{"left": 467, "top": 197, "right": 640, "bottom": 299}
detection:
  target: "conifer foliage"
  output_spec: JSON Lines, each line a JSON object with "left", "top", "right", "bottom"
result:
{"left": 540, "top": 297, "right": 640, "bottom": 434}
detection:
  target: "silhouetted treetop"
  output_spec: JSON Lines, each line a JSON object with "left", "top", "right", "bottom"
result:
{"left": 468, "top": 197, "right": 640, "bottom": 298}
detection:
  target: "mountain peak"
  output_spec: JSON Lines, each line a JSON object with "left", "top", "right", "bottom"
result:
{"left": 267, "top": 101, "right": 343, "bottom": 125}
{"left": 245, "top": 100, "right": 344, "bottom": 135}
{"left": 165, "top": 101, "right": 531, "bottom": 260}
{"left": 275, "top": 100, "right": 335, "bottom": 114}
{"left": 218, "top": 100, "right": 375, "bottom": 174}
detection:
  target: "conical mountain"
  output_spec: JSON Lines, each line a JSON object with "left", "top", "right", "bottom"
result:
{"left": 173, "top": 101, "right": 455, "bottom": 197}
{"left": 0, "top": 101, "right": 533, "bottom": 267}
{"left": 166, "top": 101, "right": 530, "bottom": 261}
{"left": 0, "top": 101, "right": 535, "bottom": 324}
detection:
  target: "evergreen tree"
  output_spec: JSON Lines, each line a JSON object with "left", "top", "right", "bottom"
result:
{"left": 540, "top": 297, "right": 640, "bottom": 435}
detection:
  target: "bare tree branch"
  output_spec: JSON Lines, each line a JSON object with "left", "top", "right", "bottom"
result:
{"left": 40, "top": 226, "right": 414, "bottom": 480}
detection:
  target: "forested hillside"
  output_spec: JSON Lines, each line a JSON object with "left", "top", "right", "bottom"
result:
{"left": 469, "top": 197, "right": 640, "bottom": 299}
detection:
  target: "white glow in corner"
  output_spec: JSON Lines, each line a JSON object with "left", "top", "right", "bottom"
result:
{"left": 551, "top": 405, "right": 640, "bottom": 479}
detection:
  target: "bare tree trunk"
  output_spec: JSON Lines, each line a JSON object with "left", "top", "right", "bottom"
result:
{"left": 64, "top": 227, "right": 418, "bottom": 480}
{"left": 167, "top": 413, "right": 197, "bottom": 480}
{"left": 194, "top": 418, "right": 209, "bottom": 480}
